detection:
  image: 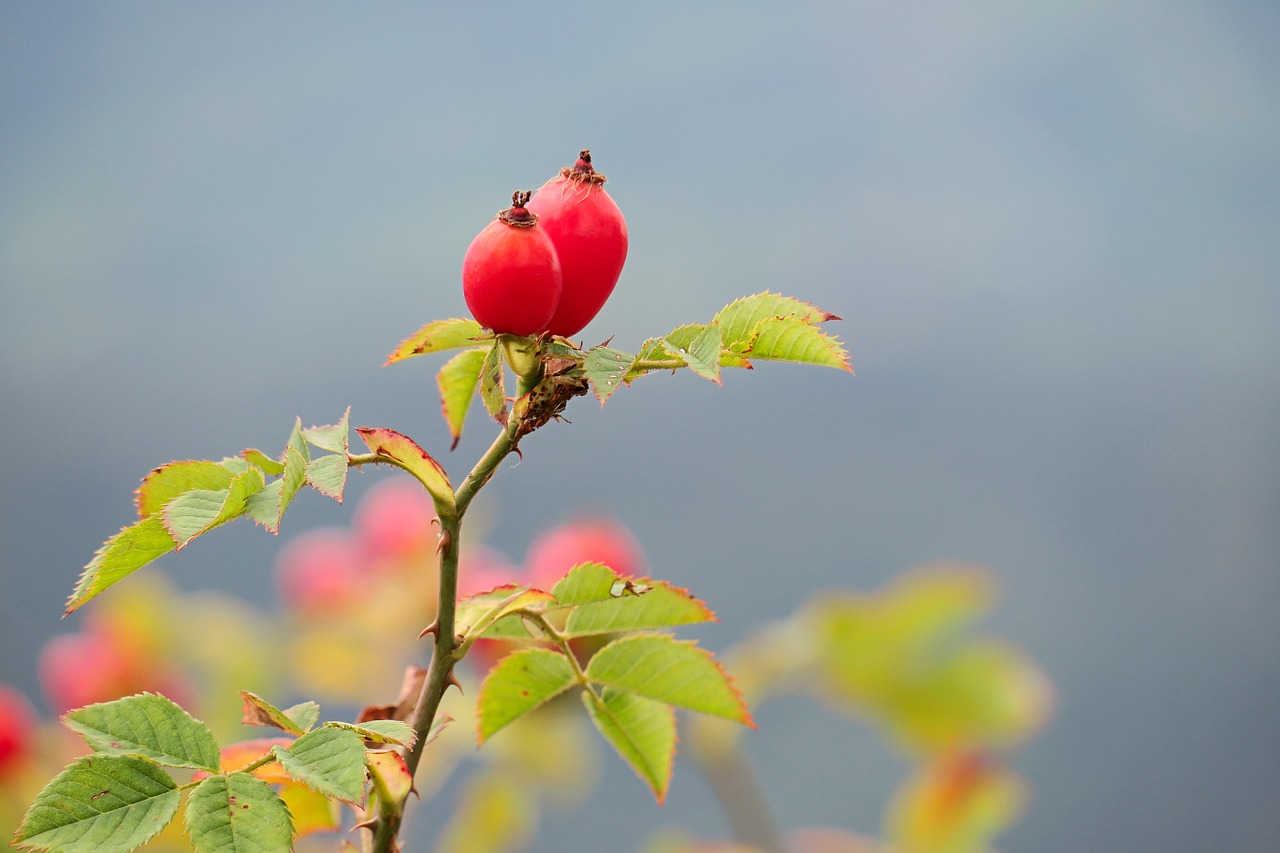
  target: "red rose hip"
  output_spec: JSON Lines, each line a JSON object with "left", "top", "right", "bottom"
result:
{"left": 462, "top": 190, "right": 563, "bottom": 336}
{"left": 526, "top": 150, "right": 628, "bottom": 338}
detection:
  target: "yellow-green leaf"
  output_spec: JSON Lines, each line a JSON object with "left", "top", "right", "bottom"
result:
{"left": 477, "top": 648, "right": 577, "bottom": 743}
{"left": 355, "top": 427, "right": 455, "bottom": 517}
{"left": 583, "top": 688, "right": 675, "bottom": 803}
{"left": 437, "top": 347, "right": 489, "bottom": 449}
{"left": 385, "top": 317, "right": 488, "bottom": 365}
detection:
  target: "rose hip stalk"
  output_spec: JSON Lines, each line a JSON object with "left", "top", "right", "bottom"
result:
{"left": 527, "top": 150, "right": 628, "bottom": 338}
{"left": 462, "top": 190, "right": 563, "bottom": 337}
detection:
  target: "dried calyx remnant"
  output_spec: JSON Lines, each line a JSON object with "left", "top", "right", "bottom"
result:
{"left": 498, "top": 190, "right": 538, "bottom": 227}
{"left": 563, "top": 149, "right": 607, "bottom": 185}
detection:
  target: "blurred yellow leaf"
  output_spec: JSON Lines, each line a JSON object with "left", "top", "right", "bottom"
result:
{"left": 886, "top": 751, "right": 1024, "bottom": 853}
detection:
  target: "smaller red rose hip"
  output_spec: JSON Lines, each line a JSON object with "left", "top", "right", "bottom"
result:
{"left": 526, "top": 150, "right": 628, "bottom": 338}
{"left": 462, "top": 190, "right": 563, "bottom": 336}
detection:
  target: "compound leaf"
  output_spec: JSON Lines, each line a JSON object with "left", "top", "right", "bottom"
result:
{"left": 14, "top": 755, "right": 179, "bottom": 853}
{"left": 63, "top": 694, "right": 220, "bottom": 772}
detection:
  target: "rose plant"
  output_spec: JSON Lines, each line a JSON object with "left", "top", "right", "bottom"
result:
{"left": 10, "top": 151, "right": 1048, "bottom": 853}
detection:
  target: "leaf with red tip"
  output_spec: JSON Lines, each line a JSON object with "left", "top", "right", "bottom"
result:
{"left": 714, "top": 291, "right": 841, "bottom": 350}
{"left": 355, "top": 427, "right": 455, "bottom": 516}
{"left": 385, "top": 317, "right": 489, "bottom": 365}
{"left": 743, "top": 316, "right": 852, "bottom": 372}
{"left": 586, "top": 634, "right": 753, "bottom": 726}
{"left": 583, "top": 687, "right": 675, "bottom": 803}
{"left": 437, "top": 347, "right": 489, "bottom": 449}
{"left": 366, "top": 749, "right": 413, "bottom": 803}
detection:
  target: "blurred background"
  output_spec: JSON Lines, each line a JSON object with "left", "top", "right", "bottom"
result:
{"left": 2, "top": 2, "right": 1277, "bottom": 851}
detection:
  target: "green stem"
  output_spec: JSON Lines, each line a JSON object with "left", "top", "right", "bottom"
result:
{"left": 367, "top": 367, "right": 544, "bottom": 853}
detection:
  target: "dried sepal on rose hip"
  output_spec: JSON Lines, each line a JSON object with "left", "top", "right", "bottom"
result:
{"left": 527, "top": 150, "right": 629, "bottom": 338}
{"left": 462, "top": 190, "right": 564, "bottom": 337}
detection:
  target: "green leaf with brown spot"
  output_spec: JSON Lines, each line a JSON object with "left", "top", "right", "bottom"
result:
{"left": 385, "top": 317, "right": 489, "bottom": 365}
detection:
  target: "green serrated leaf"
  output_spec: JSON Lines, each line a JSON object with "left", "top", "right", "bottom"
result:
{"left": 324, "top": 719, "right": 417, "bottom": 749}
{"left": 477, "top": 648, "right": 578, "bottom": 743}
{"left": 714, "top": 291, "right": 840, "bottom": 349}
{"left": 479, "top": 341, "right": 506, "bottom": 421}
{"left": 662, "top": 323, "right": 723, "bottom": 383}
{"left": 385, "top": 317, "right": 489, "bottom": 365}
{"left": 67, "top": 516, "right": 175, "bottom": 613}
{"left": 304, "top": 453, "right": 348, "bottom": 502}
{"left": 742, "top": 316, "right": 852, "bottom": 371}
{"left": 240, "top": 449, "right": 285, "bottom": 477}
{"left": 455, "top": 586, "right": 548, "bottom": 642}
{"left": 185, "top": 772, "right": 293, "bottom": 853}
{"left": 355, "top": 427, "right": 455, "bottom": 517}
{"left": 301, "top": 407, "right": 351, "bottom": 454}
{"left": 272, "top": 727, "right": 368, "bottom": 806}
{"left": 240, "top": 692, "right": 310, "bottom": 736}
{"left": 582, "top": 687, "right": 675, "bottom": 803}
{"left": 438, "top": 347, "right": 489, "bottom": 449}
{"left": 564, "top": 583, "right": 716, "bottom": 637}
{"left": 14, "top": 755, "right": 180, "bottom": 853}
{"left": 550, "top": 562, "right": 625, "bottom": 604}
{"left": 160, "top": 467, "right": 266, "bottom": 549}
{"left": 245, "top": 446, "right": 308, "bottom": 534}
{"left": 583, "top": 346, "right": 637, "bottom": 404}
{"left": 134, "top": 461, "right": 236, "bottom": 519}
{"left": 586, "top": 634, "right": 753, "bottom": 724}
{"left": 63, "top": 694, "right": 220, "bottom": 772}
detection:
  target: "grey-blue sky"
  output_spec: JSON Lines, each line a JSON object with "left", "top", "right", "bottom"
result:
{"left": 2, "top": 2, "right": 1278, "bottom": 850}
